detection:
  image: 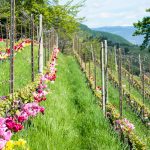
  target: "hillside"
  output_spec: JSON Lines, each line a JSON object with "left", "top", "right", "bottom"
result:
{"left": 80, "top": 24, "right": 150, "bottom": 58}
{"left": 92, "top": 26, "right": 144, "bottom": 45}
{"left": 80, "top": 24, "right": 132, "bottom": 46}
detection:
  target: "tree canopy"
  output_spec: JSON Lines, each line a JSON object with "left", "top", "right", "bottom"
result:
{"left": 0, "top": 0, "right": 85, "bottom": 36}
{"left": 134, "top": 9, "right": 150, "bottom": 51}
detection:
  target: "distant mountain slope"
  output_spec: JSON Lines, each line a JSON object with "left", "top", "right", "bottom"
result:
{"left": 92, "top": 26, "right": 143, "bottom": 45}
{"left": 80, "top": 24, "right": 132, "bottom": 46}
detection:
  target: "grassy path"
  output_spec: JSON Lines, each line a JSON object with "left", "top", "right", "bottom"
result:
{"left": 13, "top": 54, "right": 124, "bottom": 150}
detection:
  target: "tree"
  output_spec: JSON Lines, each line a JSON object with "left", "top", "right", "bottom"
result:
{"left": 133, "top": 9, "right": 150, "bottom": 52}
{"left": 47, "top": 0, "right": 85, "bottom": 52}
{"left": 0, "top": 0, "right": 85, "bottom": 52}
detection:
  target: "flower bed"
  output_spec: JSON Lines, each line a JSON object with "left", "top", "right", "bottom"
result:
{"left": 0, "top": 38, "right": 4, "bottom": 42}
{"left": 0, "top": 39, "right": 31, "bottom": 61}
{"left": 0, "top": 47, "right": 59, "bottom": 149}
{"left": 3, "top": 139, "right": 29, "bottom": 150}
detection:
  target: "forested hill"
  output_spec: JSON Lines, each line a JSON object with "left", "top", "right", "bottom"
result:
{"left": 80, "top": 24, "right": 132, "bottom": 46}
{"left": 93, "top": 26, "right": 143, "bottom": 45}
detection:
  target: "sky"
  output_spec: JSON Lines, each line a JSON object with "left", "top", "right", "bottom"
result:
{"left": 61, "top": 0, "right": 150, "bottom": 28}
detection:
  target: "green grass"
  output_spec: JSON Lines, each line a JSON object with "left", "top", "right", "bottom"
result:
{"left": 110, "top": 69, "right": 150, "bottom": 109}
{"left": 13, "top": 54, "right": 125, "bottom": 150}
{"left": 0, "top": 41, "right": 6, "bottom": 49}
{"left": 85, "top": 62, "right": 150, "bottom": 149}
{"left": 0, "top": 45, "right": 39, "bottom": 96}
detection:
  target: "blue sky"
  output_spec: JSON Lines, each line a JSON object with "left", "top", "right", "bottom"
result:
{"left": 61, "top": 0, "right": 150, "bottom": 28}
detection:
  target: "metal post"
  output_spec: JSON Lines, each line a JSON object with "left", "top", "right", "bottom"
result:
{"left": 10, "top": 0, "right": 15, "bottom": 94}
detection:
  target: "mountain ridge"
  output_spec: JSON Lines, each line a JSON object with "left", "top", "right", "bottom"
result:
{"left": 92, "top": 26, "right": 143, "bottom": 45}
{"left": 80, "top": 24, "right": 132, "bottom": 46}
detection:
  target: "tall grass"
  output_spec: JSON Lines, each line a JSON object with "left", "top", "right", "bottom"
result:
{"left": 0, "top": 45, "right": 39, "bottom": 96}
{"left": 13, "top": 54, "right": 125, "bottom": 150}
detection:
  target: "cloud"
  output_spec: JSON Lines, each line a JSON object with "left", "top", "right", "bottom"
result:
{"left": 77, "top": 0, "right": 150, "bottom": 27}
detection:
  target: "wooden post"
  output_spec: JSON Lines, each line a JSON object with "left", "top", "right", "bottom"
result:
{"left": 104, "top": 40, "right": 108, "bottom": 103}
{"left": 10, "top": 0, "right": 15, "bottom": 94}
{"left": 91, "top": 44, "right": 96, "bottom": 89}
{"left": 100, "top": 43, "right": 102, "bottom": 74}
{"left": 39, "top": 14, "right": 43, "bottom": 74}
{"left": 31, "top": 14, "right": 34, "bottom": 82}
{"left": 56, "top": 33, "right": 58, "bottom": 48}
{"left": 25, "top": 24, "right": 27, "bottom": 38}
{"left": 50, "top": 30, "right": 52, "bottom": 53}
{"left": 128, "top": 58, "right": 131, "bottom": 93}
{"left": 37, "top": 26, "right": 39, "bottom": 42}
{"left": 0, "top": 21, "right": 3, "bottom": 39}
{"left": 139, "top": 54, "right": 142, "bottom": 77}
{"left": 52, "top": 30, "right": 54, "bottom": 50}
{"left": 73, "top": 36, "right": 75, "bottom": 52}
{"left": 78, "top": 37, "right": 79, "bottom": 55}
{"left": 141, "top": 63, "right": 145, "bottom": 107}
{"left": 94, "top": 51, "right": 97, "bottom": 89}
{"left": 29, "top": 21, "right": 31, "bottom": 39}
{"left": 110, "top": 51, "right": 113, "bottom": 74}
{"left": 80, "top": 44, "right": 82, "bottom": 66}
{"left": 21, "top": 23, "right": 22, "bottom": 40}
{"left": 131, "top": 57, "right": 134, "bottom": 86}
{"left": 44, "top": 32, "right": 47, "bottom": 66}
{"left": 84, "top": 53, "right": 86, "bottom": 71}
{"left": 6, "top": 18, "right": 9, "bottom": 48}
{"left": 48, "top": 31, "right": 50, "bottom": 60}
{"left": 89, "top": 52, "right": 91, "bottom": 78}
{"left": 101, "top": 42, "right": 106, "bottom": 115}
{"left": 114, "top": 45, "right": 117, "bottom": 71}
{"left": 118, "top": 48, "right": 123, "bottom": 117}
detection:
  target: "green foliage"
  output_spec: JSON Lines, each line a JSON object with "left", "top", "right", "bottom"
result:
{"left": 0, "top": 0, "right": 85, "bottom": 52}
{"left": 134, "top": 9, "right": 150, "bottom": 51}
